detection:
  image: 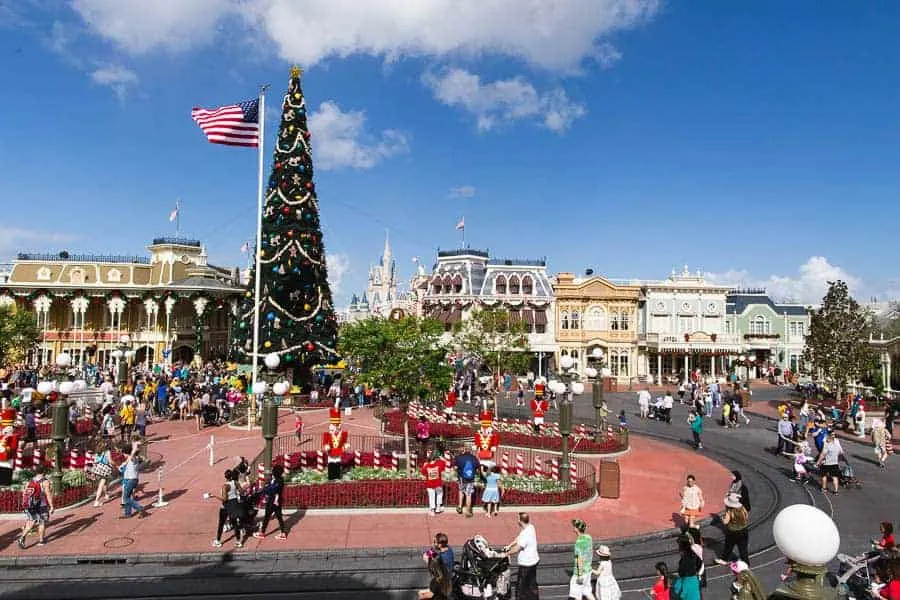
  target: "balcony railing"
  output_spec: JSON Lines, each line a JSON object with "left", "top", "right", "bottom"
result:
{"left": 640, "top": 332, "right": 742, "bottom": 345}
{"left": 16, "top": 253, "right": 150, "bottom": 264}
{"left": 151, "top": 236, "right": 201, "bottom": 247}
{"left": 488, "top": 257, "right": 547, "bottom": 267}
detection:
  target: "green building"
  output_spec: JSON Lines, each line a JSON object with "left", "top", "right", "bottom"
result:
{"left": 725, "top": 289, "right": 811, "bottom": 377}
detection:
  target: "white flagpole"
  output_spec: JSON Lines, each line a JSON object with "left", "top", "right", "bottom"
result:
{"left": 175, "top": 199, "right": 181, "bottom": 237}
{"left": 249, "top": 86, "right": 268, "bottom": 430}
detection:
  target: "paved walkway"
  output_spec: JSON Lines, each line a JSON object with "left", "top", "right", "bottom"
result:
{"left": 0, "top": 406, "right": 731, "bottom": 556}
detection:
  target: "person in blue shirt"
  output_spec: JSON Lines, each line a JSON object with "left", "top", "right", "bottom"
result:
{"left": 454, "top": 449, "right": 479, "bottom": 518}
{"left": 156, "top": 381, "right": 169, "bottom": 416}
{"left": 810, "top": 421, "right": 829, "bottom": 453}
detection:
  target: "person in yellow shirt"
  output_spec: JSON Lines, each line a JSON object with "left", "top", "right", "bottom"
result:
{"left": 119, "top": 399, "right": 136, "bottom": 442}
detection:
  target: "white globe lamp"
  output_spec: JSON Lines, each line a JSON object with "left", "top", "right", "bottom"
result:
{"left": 58, "top": 381, "right": 75, "bottom": 396}
{"left": 56, "top": 352, "right": 72, "bottom": 368}
{"left": 37, "top": 381, "right": 55, "bottom": 396}
{"left": 119, "top": 334, "right": 130, "bottom": 344}
{"left": 111, "top": 349, "right": 123, "bottom": 359}
{"left": 571, "top": 382, "right": 585, "bottom": 395}
{"left": 591, "top": 347, "right": 603, "bottom": 359}
{"left": 584, "top": 367, "right": 598, "bottom": 379}
{"left": 74, "top": 379, "right": 87, "bottom": 392}
{"left": 264, "top": 352, "right": 281, "bottom": 370}
{"left": 273, "top": 381, "right": 289, "bottom": 396}
{"left": 739, "top": 354, "right": 746, "bottom": 362}
{"left": 772, "top": 504, "right": 840, "bottom": 598}
{"left": 559, "top": 355, "right": 575, "bottom": 370}
{"left": 646, "top": 375, "right": 655, "bottom": 385}
{"left": 253, "top": 381, "right": 268, "bottom": 395}
{"left": 601, "top": 367, "right": 612, "bottom": 378}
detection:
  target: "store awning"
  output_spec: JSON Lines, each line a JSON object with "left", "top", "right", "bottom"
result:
{"left": 533, "top": 310, "right": 547, "bottom": 325}
{"left": 448, "top": 308, "right": 462, "bottom": 324}
{"left": 508, "top": 310, "right": 522, "bottom": 324}
{"left": 523, "top": 310, "right": 535, "bottom": 325}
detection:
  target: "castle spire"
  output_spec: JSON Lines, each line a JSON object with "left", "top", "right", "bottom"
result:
{"left": 382, "top": 229, "right": 392, "bottom": 265}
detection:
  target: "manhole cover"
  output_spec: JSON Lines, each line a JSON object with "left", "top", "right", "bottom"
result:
{"left": 103, "top": 536, "right": 135, "bottom": 549}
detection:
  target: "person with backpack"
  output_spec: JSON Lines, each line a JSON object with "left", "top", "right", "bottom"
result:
{"left": 18, "top": 465, "right": 54, "bottom": 548}
{"left": 454, "top": 449, "right": 479, "bottom": 518}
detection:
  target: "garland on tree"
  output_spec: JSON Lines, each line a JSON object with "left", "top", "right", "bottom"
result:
{"left": 230, "top": 66, "right": 338, "bottom": 369}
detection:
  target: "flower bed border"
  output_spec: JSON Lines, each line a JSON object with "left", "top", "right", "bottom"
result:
{"left": 0, "top": 482, "right": 95, "bottom": 513}
{"left": 382, "top": 411, "right": 627, "bottom": 454}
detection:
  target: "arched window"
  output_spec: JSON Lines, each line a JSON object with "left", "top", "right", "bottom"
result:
{"left": 570, "top": 310, "right": 580, "bottom": 330}
{"left": 495, "top": 275, "right": 507, "bottom": 295}
{"left": 442, "top": 275, "right": 453, "bottom": 294}
{"left": 620, "top": 310, "right": 631, "bottom": 331}
{"left": 431, "top": 277, "right": 442, "bottom": 295}
{"left": 586, "top": 307, "right": 606, "bottom": 330}
{"left": 522, "top": 276, "right": 534, "bottom": 295}
{"left": 561, "top": 349, "right": 569, "bottom": 356}
{"left": 571, "top": 349, "right": 579, "bottom": 359}
{"left": 751, "top": 315, "right": 770, "bottom": 334}
{"left": 610, "top": 311, "right": 620, "bottom": 331}
{"left": 452, "top": 274, "right": 463, "bottom": 294}
{"left": 560, "top": 310, "right": 569, "bottom": 330}
{"left": 509, "top": 275, "right": 520, "bottom": 295}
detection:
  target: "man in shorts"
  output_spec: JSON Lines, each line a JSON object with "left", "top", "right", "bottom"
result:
{"left": 454, "top": 449, "right": 479, "bottom": 518}
{"left": 18, "top": 466, "right": 55, "bottom": 548}
{"left": 816, "top": 432, "right": 843, "bottom": 494}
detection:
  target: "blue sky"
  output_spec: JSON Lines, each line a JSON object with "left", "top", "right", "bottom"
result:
{"left": 1, "top": 1, "right": 898, "bottom": 307}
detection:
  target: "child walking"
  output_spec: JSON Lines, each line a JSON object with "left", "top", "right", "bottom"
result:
{"left": 480, "top": 465, "right": 502, "bottom": 517}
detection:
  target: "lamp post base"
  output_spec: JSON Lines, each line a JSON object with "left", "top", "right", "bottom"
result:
{"left": 771, "top": 564, "right": 836, "bottom": 600}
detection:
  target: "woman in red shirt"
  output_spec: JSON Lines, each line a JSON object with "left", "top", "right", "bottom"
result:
{"left": 879, "top": 561, "right": 900, "bottom": 600}
{"left": 876, "top": 522, "right": 896, "bottom": 552}
{"left": 651, "top": 562, "right": 670, "bottom": 600}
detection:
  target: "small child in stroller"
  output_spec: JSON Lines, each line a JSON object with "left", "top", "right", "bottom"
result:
{"left": 839, "top": 457, "right": 863, "bottom": 489}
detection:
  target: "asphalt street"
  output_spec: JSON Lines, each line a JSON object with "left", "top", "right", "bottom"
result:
{"left": 1, "top": 384, "right": 894, "bottom": 599}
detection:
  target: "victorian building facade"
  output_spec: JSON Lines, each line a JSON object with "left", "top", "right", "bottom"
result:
{"left": 724, "top": 289, "right": 811, "bottom": 376}
{"left": 419, "top": 248, "right": 556, "bottom": 375}
{"left": 639, "top": 266, "right": 740, "bottom": 383}
{"left": 553, "top": 273, "right": 642, "bottom": 381}
{"left": 0, "top": 237, "right": 243, "bottom": 368}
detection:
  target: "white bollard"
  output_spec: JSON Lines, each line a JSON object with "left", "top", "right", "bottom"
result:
{"left": 152, "top": 468, "right": 169, "bottom": 508}
{"left": 208, "top": 435, "right": 215, "bottom": 467}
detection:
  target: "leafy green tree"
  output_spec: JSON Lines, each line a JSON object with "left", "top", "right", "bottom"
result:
{"left": 0, "top": 305, "right": 40, "bottom": 366}
{"left": 802, "top": 280, "right": 878, "bottom": 397}
{"left": 338, "top": 316, "right": 453, "bottom": 470}
{"left": 451, "top": 308, "right": 531, "bottom": 409}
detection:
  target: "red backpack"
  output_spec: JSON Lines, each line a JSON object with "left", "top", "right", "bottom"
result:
{"left": 23, "top": 478, "right": 44, "bottom": 512}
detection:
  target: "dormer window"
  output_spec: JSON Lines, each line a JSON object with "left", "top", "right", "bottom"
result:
{"left": 107, "top": 268, "right": 122, "bottom": 283}
{"left": 495, "top": 275, "right": 507, "bottom": 295}
{"left": 452, "top": 274, "right": 463, "bottom": 294}
{"left": 522, "top": 276, "right": 534, "bottom": 295}
{"left": 37, "top": 267, "right": 51, "bottom": 281}
{"left": 509, "top": 276, "right": 520, "bottom": 295}
{"left": 442, "top": 275, "right": 453, "bottom": 294}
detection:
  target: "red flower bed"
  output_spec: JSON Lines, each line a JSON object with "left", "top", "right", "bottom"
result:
{"left": 13, "top": 417, "right": 94, "bottom": 438}
{"left": 0, "top": 483, "right": 94, "bottom": 513}
{"left": 382, "top": 412, "right": 626, "bottom": 454}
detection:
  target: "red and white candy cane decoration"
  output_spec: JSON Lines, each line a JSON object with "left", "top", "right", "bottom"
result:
{"left": 373, "top": 449, "right": 381, "bottom": 468}
{"left": 69, "top": 448, "right": 79, "bottom": 469}
{"left": 316, "top": 450, "right": 325, "bottom": 472}
{"left": 515, "top": 454, "right": 524, "bottom": 476}
{"left": 534, "top": 456, "right": 542, "bottom": 478}
{"left": 283, "top": 453, "right": 292, "bottom": 477}
{"left": 550, "top": 459, "right": 559, "bottom": 482}
{"left": 13, "top": 446, "right": 24, "bottom": 476}
{"left": 443, "top": 451, "right": 452, "bottom": 469}
{"left": 257, "top": 462, "right": 265, "bottom": 485}
{"left": 354, "top": 450, "right": 361, "bottom": 467}
{"left": 500, "top": 453, "right": 509, "bottom": 475}
{"left": 33, "top": 446, "right": 42, "bottom": 469}
{"left": 391, "top": 451, "right": 400, "bottom": 471}
{"left": 83, "top": 450, "right": 94, "bottom": 473}
{"left": 569, "top": 462, "right": 577, "bottom": 481}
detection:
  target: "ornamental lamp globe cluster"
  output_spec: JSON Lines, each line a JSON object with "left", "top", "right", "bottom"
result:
{"left": 48, "top": 351, "right": 75, "bottom": 493}
{"left": 259, "top": 351, "right": 284, "bottom": 479}
{"left": 585, "top": 348, "right": 612, "bottom": 443}
{"left": 771, "top": 504, "right": 840, "bottom": 599}
{"left": 553, "top": 352, "right": 585, "bottom": 485}
{"left": 112, "top": 334, "right": 134, "bottom": 387}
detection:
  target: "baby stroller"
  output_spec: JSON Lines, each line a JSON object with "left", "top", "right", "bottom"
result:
{"left": 202, "top": 403, "right": 219, "bottom": 427}
{"left": 839, "top": 459, "right": 863, "bottom": 489}
{"left": 454, "top": 535, "right": 511, "bottom": 600}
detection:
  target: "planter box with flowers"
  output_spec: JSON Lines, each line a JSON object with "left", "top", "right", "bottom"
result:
{"left": 276, "top": 451, "right": 594, "bottom": 509}
{"left": 13, "top": 417, "right": 94, "bottom": 439}
{"left": 0, "top": 468, "right": 94, "bottom": 513}
{"left": 381, "top": 403, "right": 627, "bottom": 454}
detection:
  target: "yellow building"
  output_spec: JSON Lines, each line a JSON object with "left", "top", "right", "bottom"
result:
{"left": 0, "top": 237, "right": 243, "bottom": 368}
{"left": 553, "top": 272, "right": 642, "bottom": 381}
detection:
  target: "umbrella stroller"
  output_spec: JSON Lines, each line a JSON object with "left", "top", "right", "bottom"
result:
{"left": 839, "top": 459, "right": 863, "bottom": 489}
{"left": 454, "top": 535, "right": 511, "bottom": 600}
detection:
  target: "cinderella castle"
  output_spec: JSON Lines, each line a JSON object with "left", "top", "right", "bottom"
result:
{"left": 346, "top": 234, "right": 418, "bottom": 321}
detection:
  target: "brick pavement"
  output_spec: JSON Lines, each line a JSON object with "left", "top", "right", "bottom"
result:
{"left": 0, "top": 405, "right": 731, "bottom": 557}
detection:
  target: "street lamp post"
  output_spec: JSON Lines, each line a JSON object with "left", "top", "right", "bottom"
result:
{"left": 51, "top": 353, "right": 73, "bottom": 494}
{"left": 585, "top": 347, "right": 612, "bottom": 443}
{"left": 770, "top": 504, "right": 839, "bottom": 599}
{"left": 550, "top": 355, "right": 584, "bottom": 485}
{"left": 260, "top": 352, "right": 285, "bottom": 479}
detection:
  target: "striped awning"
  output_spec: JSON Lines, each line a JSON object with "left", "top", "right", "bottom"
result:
{"left": 533, "top": 310, "right": 548, "bottom": 325}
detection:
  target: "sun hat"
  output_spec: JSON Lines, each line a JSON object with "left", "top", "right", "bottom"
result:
{"left": 596, "top": 544, "right": 611, "bottom": 557}
{"left": 730, "top": 560, "right": 749, "bottom": 574}
{"left": 724, "top": 493, "right": 743, "bottom": 509}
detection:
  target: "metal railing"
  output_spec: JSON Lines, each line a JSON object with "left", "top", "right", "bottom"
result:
{"left": 16, "top": 253, "right": 150, "bottom": 264}
{"left": 151, "top": 237, "right": 201, "bottom": 247}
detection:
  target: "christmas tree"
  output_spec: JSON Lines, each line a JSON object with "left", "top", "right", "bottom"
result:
{"left": 231, "top": 66, "right": 338, "bottom": 372}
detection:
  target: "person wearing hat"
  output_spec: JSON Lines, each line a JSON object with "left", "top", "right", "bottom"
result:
{"left": 728, "top": 560, "right": 765, "bottom": 600}
{"left": 473, "top": 411, "right": 499, "bottom": 468}
{"left": 715, "top": 493, "right": 750, "bottom": 566}
{"left": 592, "top": 544, "right": 621, "bottom": 600}
{"left": 569, "top": 519, "right": 595, "bottom": 600}
{"left": 322, "top": 408, "right": 349, "bottom": 480}
{"left": 531, "top": 394, "right": 548, "bottom": 435}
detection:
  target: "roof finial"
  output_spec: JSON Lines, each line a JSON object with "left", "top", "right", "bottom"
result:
{"left": 290, "top": 65, "right": 303, "bottom": 79}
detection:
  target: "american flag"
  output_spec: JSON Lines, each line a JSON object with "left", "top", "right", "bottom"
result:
{"left": 191, "top": 99, "right": 260, "bottom": 147}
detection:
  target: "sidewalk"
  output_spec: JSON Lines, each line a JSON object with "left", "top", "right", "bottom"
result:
{"left": 0, "top": 407, "right": 732, "bottom": 559}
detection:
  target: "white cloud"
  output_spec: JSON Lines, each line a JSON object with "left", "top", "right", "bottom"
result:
{"left": 90, "top": 65, "right": 139, "bottom": 100}
{"left": 424, "top": 68, "right": 586, "bottom": 133}
{"left": 308, "top": 101, "right": 409, "bottom": 170}
{"left": 69, "top": 0, "right": 659, "bottom": 71}
{"left": 0, "top": 227, "right": 82, "bottom": 257}
{"left": 450, "top": 186, "right": 476, "bottom": 198}
{"left": 706, "top": 256, "right": 864, "bottom": 305}
{"left": 326, "top": 253, "right": 350, "bottom": 296}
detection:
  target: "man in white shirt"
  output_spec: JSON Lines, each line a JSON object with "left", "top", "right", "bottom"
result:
{"left": 637, "top": 387, "right": 651, "bottom": 419}
{"left": 504, "top": 512, "right": 540, "bottom": 600}
{"left": 662, "top": 392, "right": 674, "bottom": 424}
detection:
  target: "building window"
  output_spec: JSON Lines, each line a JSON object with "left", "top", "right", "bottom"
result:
{"left": 570, "top": 311, "right": 580, "bottom": 330}
{"left": 107, "top": 268, "right": 122, "bottom": 283}
{"left": 725, "top": 320, "right": 732, "bottom": 333}
{"left": 586, "top": 307, "right": 606, "bottom": 331}
{"left": 452, "top": 275, "right": 463, "bottom": 294}
{"left": 509, "top": 276, "right": 520, "bottom": 295}
{"left": 495, "top": 275, "right": 507, "bottom": 295}
{"left": 610, "top": 311, "right": 620, "bottom": 330}
{"left": 620, "top": 311, "right": 630, "bottom": 331}
{"left": 679, "top": 317, "right": 692, "bottom": 333}
{"left": 442, "top": 275, "right": 453, "bottom": 294}
{"left": 789, "top": 321, "right": 805, "bottom": 337}
{"left": 560, "top": 311, "right": 569, "bottom": 330}
{"left": 535, "top": 323, "right": 546, "bottom": 334}
{"left": 522, "top": 276, "right": 534, "bottom": 295}
{"left": 37, "top": 267, "right": 51, "bottom": 281}
{"left": 619, "top": 353, "right": 629, "bottom": 377}
{"left": 750, "top": 315, "right": 771, "bottom": 335}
